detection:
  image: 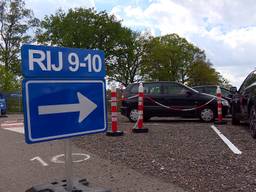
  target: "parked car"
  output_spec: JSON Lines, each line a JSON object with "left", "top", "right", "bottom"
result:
{"left": 121, "top": 81, "right": 230, "bottom": 122}
{"left": 192, "top": 85, "right": 233, "bottom": 105}
{"left": 230, "top": 70, "right": 256, "bottom": 138}
{"left": 0, "top": 93, "right": 7, "bottom": 116}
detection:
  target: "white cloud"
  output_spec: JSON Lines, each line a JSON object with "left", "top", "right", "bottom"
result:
{"left": 25, "top": 0, "right": 256, "bottom": 87}
{"left": 110, "top": 0, "right": 256, "bottom": 87}
{"left": 26, "top": 0, "right": 95, "bottom": 18}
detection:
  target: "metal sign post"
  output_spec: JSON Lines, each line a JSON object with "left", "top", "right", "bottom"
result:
{"left": 21, "top": 44, "right": 108, "bottom": 191}
{"left": 65, "top": 139, "right": 73, "bottom": 192}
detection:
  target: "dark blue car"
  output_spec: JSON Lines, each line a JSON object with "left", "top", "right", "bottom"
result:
{"left": 0, "top": 93, "right": 7, "bottom": 115}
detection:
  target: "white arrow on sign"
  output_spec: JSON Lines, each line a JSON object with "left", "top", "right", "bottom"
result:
{"left": 38, "top": 92, "right": 97, "bottom": 123}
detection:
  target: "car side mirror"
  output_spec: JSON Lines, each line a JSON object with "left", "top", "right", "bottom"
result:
{"left": 230, "top": 86, "right": 237, "bottom": 94}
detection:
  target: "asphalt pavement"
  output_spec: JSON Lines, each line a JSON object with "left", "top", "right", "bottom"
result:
{"left": 0, "top": 114, "right": 185, "bottom": 192}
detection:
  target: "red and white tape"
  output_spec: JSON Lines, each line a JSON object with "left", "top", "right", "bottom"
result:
{"left": 137, "top": 83, "right": 144, "bottom": 129}
{"left": 216, "top": 86, "right": 223, "bottom": 122}
{"left": 111, "top": 86, "right": 118, "bottom": 132}
{"left": 145, "top": 95, "right": 215, "bottom": 112}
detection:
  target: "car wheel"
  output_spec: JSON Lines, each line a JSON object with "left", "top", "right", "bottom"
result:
{"left": 249, "top": 106, "right": 256, "bottom": 139}
{"left": 231, "top": 106, "right": 240, "bottom": 125}
{"left": 200, "top": 108, "right": 214, "bottom": 122}
{"left": 128, "top": 109, "right": 139, "bottom": 122}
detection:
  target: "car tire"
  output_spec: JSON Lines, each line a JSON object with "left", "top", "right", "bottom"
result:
{"left": 200, "top": 108, "right": 214, "bottom": 122}
{"left": 128, "top": 109, "right": 139, "bottom": 122}
{"left": 231, "top": 106, "right": 240, "bottom": 125}
{"left": 249, "top": 106, "right": 256, "bottom": 139}
{"left": 128, "top": 109, "right": 150, "bottom": 122}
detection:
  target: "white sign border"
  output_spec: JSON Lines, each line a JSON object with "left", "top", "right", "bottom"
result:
{"left": 25, "top": 79, "right": 107, "bottom": 142}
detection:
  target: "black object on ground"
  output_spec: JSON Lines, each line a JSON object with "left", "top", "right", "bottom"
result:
{"left": 26, "top": 177, "right": 111, "bottom": 192}
{"left": 106, "top": 131, "right": 124, "bottom": 136}
{"left": 214, "top": 120, "right": 227, "bottom": 125}
{"left": 132, "top": 128, "right": 149, "bottom": 133}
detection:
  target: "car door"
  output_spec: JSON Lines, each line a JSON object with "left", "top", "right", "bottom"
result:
{"left": 161, "top": 82, "right": 198, "bottom": 117}
{"left": 238, "top": 73, "right": 254, "bottom": 118}
{"left": 143, "top": 82, "right": 167, "bottom": 117}
{"left": 242, "top": 72, "right": 256, "bottom": 117}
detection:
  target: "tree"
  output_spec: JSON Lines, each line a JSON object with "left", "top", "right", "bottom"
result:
{"left": 108, "top": 31, "right": 146, "bottom": 86}
{"left": 141, "top": 34, "right": 205, "bottom": 83}
{"left": 37, "top": 8, "right": 143, "bottom": 86}
{"left": 0, "top": 65, "right": 21, "bottom": 91}
{"left": 186, "top": 59, "right": 232, "bottom": 87}
{"left": 217, "top": 73, "right": 232, "bottom": 88}
{"left": 0, "top": 0, "right": 38, "bottom": 92}
{"left": 187, "top": 59, "right": 220, "bottom": 86}
{"left": 0, "top": 0, "right": 38, "bottom": 74}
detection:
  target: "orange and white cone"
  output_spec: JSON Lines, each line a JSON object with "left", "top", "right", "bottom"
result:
{"left": 214, "top": 86, "right": 227, "bottom": 125}
{"left": 133, "top": 83, "right": 148, "bottom": 133}
{"left": 106, "top": 86, "right": 124, "bottom": 136}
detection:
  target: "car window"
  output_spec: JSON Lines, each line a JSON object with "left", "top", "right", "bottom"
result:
{"left": 0, "top": 93, "right": 3, "bottom": 99}
{"left": 204, "top": 87, "right": 216, "bottom": 95}
{"left": 194, "top": 87, "right": 204, "bottom": 92}
{"left": 130, "top": 84, "right": 139, "bottom": 93}
{"left": 220, "top": 88, "right": 231, "bottom": 98}
{"left": 162, "top": 83, "right": 188, "bottom": 96}
{"left": 144, "top": 83, "right": 161, "bottom": 94}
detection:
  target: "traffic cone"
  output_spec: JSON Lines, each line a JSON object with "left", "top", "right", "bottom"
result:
{"left": 214, "top": 86, "right": 227, "bottom": 125}
{"left": 106, "top": 86, "right": 124, "bottom": 136}
{"left": 132, "top": 83, "right": 149, "bottom": 133}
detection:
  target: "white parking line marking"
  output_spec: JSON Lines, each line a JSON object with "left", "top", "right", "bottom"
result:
{"left": 3, "top": 127, "right": 24, "bottom": 134}
{"left": 1, "top": 123, "right": 24, "bottom": 127}
{"left": 211, "top": 125, "right": 242, "bottom": 155}
{"left": 30, "top": 156, "right": 49, "bottom": 166}
{"left": 1, "top": 121, "right": 24, "bottom": 134}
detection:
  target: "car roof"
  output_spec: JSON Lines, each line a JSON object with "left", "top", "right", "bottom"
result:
{"left": 125, "top": 81, "right": 198, "bottom": 92}
{"left": 193, "top": 85, "right": 229, "bottom": 90}
{"left": 193, "top": 85, "right": 218, "bottom": 88}
{"left": 128, "top": 81, "right": 182, "bottom": 85}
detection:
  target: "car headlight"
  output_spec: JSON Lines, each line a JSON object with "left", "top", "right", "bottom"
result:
{"left": 221, "top": 100, "right": 229, "bottom": 107}
{"left": 0, "top": 103, "right": 3, "bottom": 108}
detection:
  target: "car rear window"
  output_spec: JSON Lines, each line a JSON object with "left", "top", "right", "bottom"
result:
{"left": 130, "top": 84, "right": 139, "bottom": 93}
{"left": 204, "top": 87, "right": 216, "bottom": 95}
{"left": 193, "top": 87, "right": 203, "bottom": 92}
{"left": 221, "top": 88, "right": 231, "bottom": 98}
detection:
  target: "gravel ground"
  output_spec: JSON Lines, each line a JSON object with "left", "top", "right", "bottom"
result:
{"left": 74, "top": 116, "right": 256, "bottom": 192}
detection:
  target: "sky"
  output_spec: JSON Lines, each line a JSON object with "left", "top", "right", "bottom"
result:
{"left": 25, "top": 0, "right": 256, "bottom": 87}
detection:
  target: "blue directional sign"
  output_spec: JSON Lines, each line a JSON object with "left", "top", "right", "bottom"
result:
{"left": 21, "top": 44, "right": 107, "bottom": 144}
{"left": 21, "top": 44, "right": 105, "bottom": 78}
{"left": 23, "top": 80, "right": 107, "bottom": 144}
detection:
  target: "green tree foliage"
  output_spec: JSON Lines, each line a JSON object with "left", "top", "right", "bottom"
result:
{"left": 108, "top": 31, "right": 146, "bottom": 86}
{"left": 0, "top": 0, "right": 38, "bottom": 74}
{"left": 37, "top": 8, "right": 123, "bottom": 53}
{"left": 217, "top": 73, "right": 232, "bottom": 88}
{"left": 141, "top": 34, "right": 205, "bottom": 83}
{"left": 187, "top": 59, "right": 232, "bottom": 87}
{"left": 187, "top": 59, "right": 220, "bottom": 86}
{"left": 37, "top": 8, "right": 142, "bottom": 86}
{"left": 0, "top": 66, "right": 21, "bottom": 91}
{"left": 37, "top": 9, "right": 230, "bottom": 87}
{"left": 0, "top": 0, "right": 38, "bottom": 92}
